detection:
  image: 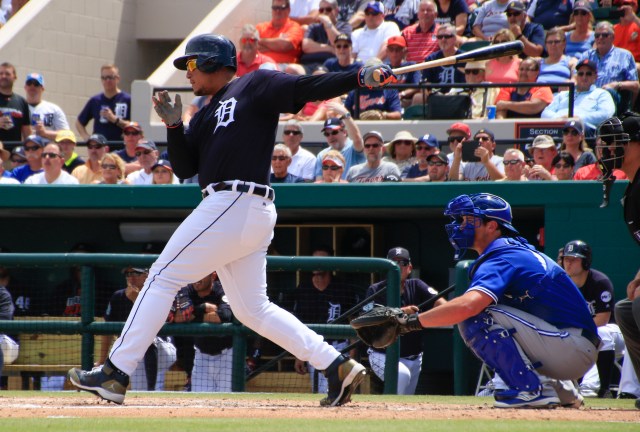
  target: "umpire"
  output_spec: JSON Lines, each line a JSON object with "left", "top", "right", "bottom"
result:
{"left": 598, "top": 114, "right": 640, "bottom": 409}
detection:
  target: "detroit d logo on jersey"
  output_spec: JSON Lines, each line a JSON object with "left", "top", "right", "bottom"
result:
{"left": 214, "top": 97, "right": 237, "bottom": 132}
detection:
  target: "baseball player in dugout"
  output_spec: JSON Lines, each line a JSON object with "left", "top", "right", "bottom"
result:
{"left": 68, "top": 33, "right": 397, "bottom": 406}
{"left": 353, "top": 193, "right": 600, "bottom": 408}
{"left": 596, "top": 114, "right": 640, "bottom": 409}
{"left": 365, "top": 247, "right": 447, "bottom": 395}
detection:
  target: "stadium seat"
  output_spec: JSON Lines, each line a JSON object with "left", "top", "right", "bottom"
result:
{"left": 459, "top": 40, "right": 491, "bottom": 53}
{"left": 402, "top": 104, "right": 427, "bottom": 120}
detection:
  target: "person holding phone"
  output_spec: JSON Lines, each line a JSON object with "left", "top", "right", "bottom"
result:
{"left": 448, "top": 128, "right": 505, "bottom": 181}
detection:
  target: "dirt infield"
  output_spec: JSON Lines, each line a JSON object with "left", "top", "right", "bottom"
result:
{"left": 0, "top": 395, "right": 638, "bottom": 422}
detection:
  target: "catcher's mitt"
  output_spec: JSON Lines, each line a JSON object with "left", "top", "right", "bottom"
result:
{"left": 350, "top": 305, "right": 423, "bottom": 349}
{"left": 359, "top": 109, "right": 384, "bottom": 120}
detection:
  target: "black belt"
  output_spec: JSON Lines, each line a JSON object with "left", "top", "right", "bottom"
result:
{"left": 202, "top": 181, "right": 274, "bottom": 201}
{"left": 581, "top": 328, "right": 601, "bottom": 349}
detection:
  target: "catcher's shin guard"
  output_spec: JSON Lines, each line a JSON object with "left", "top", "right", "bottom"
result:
{"left": 458, "top": 311, "right": 540, "bottom": 392}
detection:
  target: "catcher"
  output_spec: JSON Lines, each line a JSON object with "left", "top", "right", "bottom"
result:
{"left": 352, "top": 193, "right": 599, "bottom": 408}
{"left": 364, "top": 247, "right": 446, "bottom": 395}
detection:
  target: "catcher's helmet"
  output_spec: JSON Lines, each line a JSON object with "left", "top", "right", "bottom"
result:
{"left": 444, "top": 193, "right": 518, "bottom": 259}
{"left": 596, "top": 116, "right": 629, "bottom": 173}
{"left": 173, "top": 34, "right": 237, "bottom": 73}
{"left": 560, "top": 240, "right": 592, "bottom": 270}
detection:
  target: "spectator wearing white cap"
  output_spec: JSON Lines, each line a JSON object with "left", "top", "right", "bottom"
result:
{"left": 24, "top": 72, "right": 70, "bottom": 142}
{"left": 383, "top": 130, "right": 418, "bottom": 174}
{"left": 0, "top": 141, "right": 18, "bottom": 184}
{"left": 55, "top": 129, "right": 85, "bottom": 174}
{"left": 541, "top": 59, "right": 615, "bottom": 137}
{"left": 315, "top": 149, "right": 349, "bottom": 183}
{"left": 24, "top": 142, "right": 79, "bottom": 185}
{"left": 526, "top": 134, "right": 557, "bottom": 180}
{"left": 347, "top": 131, "right": 401, "bottom": 182}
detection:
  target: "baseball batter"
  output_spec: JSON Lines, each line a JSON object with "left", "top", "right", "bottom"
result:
{"left": 68, "top": 33, "right": 396, "bottom": 406}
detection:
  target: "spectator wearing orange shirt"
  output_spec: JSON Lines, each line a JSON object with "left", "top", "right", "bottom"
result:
{"left": 614, "top": 0, "right": 640, "bottom": 74}
{"left": 257, "top": 0, "right": 305, "bottom": 75}
{"left": 494, "top": 57, "right": 553, "bottom": 119}
{"left": 237, "top": 24, "right": 277, "bottom": 77}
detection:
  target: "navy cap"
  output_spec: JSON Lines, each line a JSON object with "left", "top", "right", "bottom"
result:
{"left": 506, "top": 1, "right": 526, "bottom": 12}
{"left": 24, "top": 134, "right": 48, "bottom": 147}
{"left": 427, "top": 153, "right": 449, "bottom": 165}
{"left": 474, "top": 128, "right": 495, "bottom": 140}
{"left": 622, "top": 115, "right": 640, "bottom": 141}
{"left": 322, "top": 117, "right": 344, "bottom": 130}
{"left": 387, "top": 247, "right": 411, "bottom": 262}
{"left": 564, "top": 119, "right": 584, "bottom": 135}
{"left": 135, "top": 140, "right": 157, "bottom": 151}
{"left": 10, "top": 145, "right": 26, "bottom": 160}
{"left": 151, "top": 159, "right": 173, "bottom": 172}
{"left": 417, "top": 133, "right": 440, "bottom": 149}
{"left": 576, "top": 59, "right": 597, "bottom": 72}
{"left": 87, "top": 134, "right": 108, "bottom": 146}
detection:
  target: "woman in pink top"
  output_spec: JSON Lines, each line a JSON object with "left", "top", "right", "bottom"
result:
{"left": 484, "top": 29, "right": 521, "bottom": 83}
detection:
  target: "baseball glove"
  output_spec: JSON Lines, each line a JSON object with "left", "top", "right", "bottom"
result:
{"left": 168, "top": 290, "right": 194, "bottom": 322}
{"left": 359, "top": 109, "right": 384, "bottom": 120}
{"left": 350, "top": 306, "right": 423, "bottom": 349}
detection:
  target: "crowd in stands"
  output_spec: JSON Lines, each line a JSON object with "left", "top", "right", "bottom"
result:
{"left": 0, "top": 0, "right": 636, "bottom": 184}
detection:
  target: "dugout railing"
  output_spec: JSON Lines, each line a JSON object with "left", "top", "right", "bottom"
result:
{"left": 0, "top": 253, "right": 402, "bottom": 394}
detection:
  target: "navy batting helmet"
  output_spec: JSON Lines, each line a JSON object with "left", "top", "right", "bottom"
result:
{"left": 561, "top": 240, "right": 592, "bottom": 270}
{"left": 173, "top": 34, "right": 237, "bottom": 73}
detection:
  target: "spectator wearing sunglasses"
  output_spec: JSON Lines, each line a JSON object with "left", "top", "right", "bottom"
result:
{"left": 76, "top": 64, "right": 131, "bottom": 141}
{"left": 114, "top": 121, "right": 144, "bottom": 175}
{"left": 384, "top": 130, "right": 418, "bottom": 174}
{"left": 23, "top": 72, "right": 70, "bottom": 142}
{"left": 351, "top": 1, "right": 401, "bottom": 63}
{"left": 505, "top": 1, "right": 544, "bottom": 57}
{"left": 347, "top": 130, "right": 401, "bottom": 182}
{"left": 9, "top": 145, "right": 27, "bottom": 169}
{"left": 404, "top": 133, "right": 441, "bottom": 181}
{"left": 577, "top": 21, "right": 639, "bottom": 114}
{"left": 300, "top": 0, "right": 350, "bottom": 72}
{"left": 464, "top": 61, "right": 499, "bottom": 119}
{"left": 494, "top": 57, "right": 553, "bottom": 119}
{"left": 126, "top": 140, "right": 179, "bottom": 185}
{"left": 425, "top": 152, "right": 450, "bottom": 182}
{"left": 94, "top": 153, "right": 126, "bottom": 184}
{"left": 450, "top": 128, "right": 505, "bottom": 181}
{"left": 385, "top": 35, "right": 421, "bottom": 107}
{"left": 497, "top": 148, "right": 528, "bottom": 181}
{"left": 444, "top": 122, "right": 470, "bottom": 166}
{"left": 541, "top": 60, "right": 615, "bottom": 137}
{"left": 484, "top": 28, "right": 521, "bottom": 84}
{"left": 8, "top": 134, "right": 46, "bottom": 183}
{"left": 281, "top": 119, "right": 316, "bottom": 181}
{"left": 564, "top": 1, "right": 595, "bottom": 63}
{"left": 0, "top": 141, "right": 18, "bottom": 184}
{"left": 24, "top": 142, "right": 79, "bottom": 184}
{"left": 422, "top": 24, "right": 465, "bottom": 92}
{"left": 256, "top": 0, "right": 306, "bottom": 74}
{"left": 71, "top": 134, "right": 109, "bottom": 184}
{"left": 315, "top": 150, "right": 349, "bottom": 183}
{"left": 550, "top": 151, "right": 575, "bottom": 181}
{"left": 270, "top": 143, "right": 306, "bottom": 183}
{"left": 314, "top": 114, "right": 365, "bottom": 180}
{"left": 323, "top": 33, "right": 363, "bottom": 73}
{"left": 536, "top": 28, "right": 571, "bottom": 85}
{"left": 557, "top": 120, "right": 596, "bottom": 171}
{"left": 236, "top": 24, "right": 277, "bottom": 77}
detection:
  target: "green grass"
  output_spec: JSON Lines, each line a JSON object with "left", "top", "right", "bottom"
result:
{"left": 0, "top": 392, "right": 637, "bottom": 432}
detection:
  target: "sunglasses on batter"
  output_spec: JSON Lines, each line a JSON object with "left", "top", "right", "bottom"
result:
{"left": 186, "top": 58, "right": 199, "bottom": 72}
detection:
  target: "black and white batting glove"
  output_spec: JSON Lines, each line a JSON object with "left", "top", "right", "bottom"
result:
{"left": 152, "top": 91, "right": 183, "bottom": 127}
{"left": 358, "top": 64, "right": 397, "bottom": 89}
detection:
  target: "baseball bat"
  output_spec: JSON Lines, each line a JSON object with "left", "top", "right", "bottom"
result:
{"left": 374, "top": 40, "right": 524, "bottom": 80}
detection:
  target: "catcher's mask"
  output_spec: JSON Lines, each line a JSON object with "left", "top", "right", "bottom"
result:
{"left": 444, "top": 193, "right": 519, "bottom": 260}
{"left": 596, "top": 116, "right": 629, "bottom": 178}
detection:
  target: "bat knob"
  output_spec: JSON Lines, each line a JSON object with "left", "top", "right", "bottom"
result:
{"left": 373, "top": 70, "right": 381, "bottom": 82}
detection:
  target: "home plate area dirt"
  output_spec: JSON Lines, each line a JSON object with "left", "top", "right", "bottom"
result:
{"left": 0, "top": 395, "right": 638, "bottom": 422}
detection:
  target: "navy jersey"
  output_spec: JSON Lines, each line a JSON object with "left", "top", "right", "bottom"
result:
{"left": 77, "top": 92, "right": 131, "bottom": 140}
{"left": 0, "top": 93, "right": 30, "bottom": 142}
{"left": 104, "top": 289, "right": 134, "bottom": 321}
{"left": 422, "top": 49, "right": 466, "bottom": 86}
{"left": 169, "top": 69, "right": 357, "bottom": 188}
{"left": 624, "top": 168, "right": 640, "bottom": 245}
{"left": 366, "top": 278, "right": 439, "bottom": 357}
{"left": 468, "top": 237, "right": 597, "bottom": 334}
{"left": 578, "top": 269, "right": 615, "bottom": 320}
{"left": 293, "top": 281, "right": 360, "bottom": 325}
{"left": 179, "top": 281, "right": 233, "bottom": 356}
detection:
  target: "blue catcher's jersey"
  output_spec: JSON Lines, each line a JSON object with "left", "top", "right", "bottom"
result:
{"left": 467, "top": 237, "right": 597, "bottom": 333}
